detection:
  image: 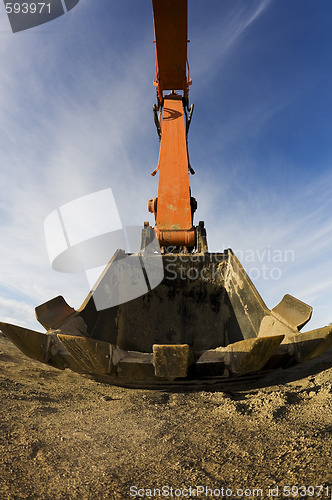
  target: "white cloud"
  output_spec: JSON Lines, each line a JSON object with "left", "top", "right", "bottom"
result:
{"left": 201, "top": 167, "right": 332, "bottom": 330}
{"left": 0, "top": 3, "right": 157, "bottom": 330}
{"left": 190, "top": 0, "right": 272, "bottom": 83}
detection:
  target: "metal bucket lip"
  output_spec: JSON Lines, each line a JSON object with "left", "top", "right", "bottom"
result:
{"left": 1, "top": 247, "right": 332, "bottom": 387}
{"left": 1, "top": 321, "right": 331, "bottom": 387}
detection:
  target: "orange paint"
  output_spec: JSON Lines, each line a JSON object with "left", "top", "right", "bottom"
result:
{"left": 152, "top": 0, "right": 190, "bottom": 101}
{"left": 151, "top": 0, "right": 195, "bottom": 248}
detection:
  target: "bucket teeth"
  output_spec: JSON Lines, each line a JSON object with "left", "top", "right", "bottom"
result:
{"left": 57, "top": 335, "right": 113, "bottom": 375}
{"left": 35, "top": 295, "right": 76, "bottom": 330}
{"left": 153, "top": 344, "right": 193, "bottom": 380}
{"left": 0, "top": 322, "right": 52, "bottom": 364}
{"left": 0, "top": 322, "right": 81, "bottom": 371}
{"left": 272, "top": 294, "right": 312, "bottom": 330}
{"left": 286, "top": 326, "right": 332, "bottom": 363}
{"left": 225, "top": 335, "right": 285, "bottom": 375}
{"left": 197, "top": 336, "right": 284, "bottom": 376}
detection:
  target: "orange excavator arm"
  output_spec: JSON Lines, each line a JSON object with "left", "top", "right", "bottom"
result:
{"left": 152, "top": 0, "right": 190, "bottom": 102}
{"left": 148, "top": 0, "right": 198, "bottom": 251}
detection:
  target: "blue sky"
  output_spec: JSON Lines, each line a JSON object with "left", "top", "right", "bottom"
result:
{"left": 0, "top": 0, "right": 331, "bottom": 331}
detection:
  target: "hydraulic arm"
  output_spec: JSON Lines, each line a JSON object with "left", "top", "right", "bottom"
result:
{"left": 148, "top": 0, "right": 197, "bottom": 250}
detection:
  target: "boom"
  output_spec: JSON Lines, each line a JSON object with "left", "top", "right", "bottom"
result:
{"left": 148, "top": 0, "right": 197, "bottom": 250}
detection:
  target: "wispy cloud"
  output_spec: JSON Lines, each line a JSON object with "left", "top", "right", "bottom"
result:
{"left": 0, "top": 5, "right": 158, "bottom": 329}
{"left": 190, "top": 0, "right": 273, "bottom": 82}
{"left": 199, "top": 166, "right": 332, "bottom": 330}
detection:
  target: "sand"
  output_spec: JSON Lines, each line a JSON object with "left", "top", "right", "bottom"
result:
{"left": 0, "top": 331, "right": 331, "bottom": 499}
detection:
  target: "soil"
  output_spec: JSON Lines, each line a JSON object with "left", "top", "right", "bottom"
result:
{"left": 0, "top": 331, "right": 331, "bottom": 500}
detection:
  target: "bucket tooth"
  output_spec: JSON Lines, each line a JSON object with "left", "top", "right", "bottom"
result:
{"left": 0, "top": 322, "right": 52, "bottom": 364}
{"left": 153, "top": 344, "right": 193, "bottom": 380}
{"left": 224, "top": 335, "right": 285, "bottom": 375}
{"left": 287, "top": 325, "right": 332, "bottom": 363}
{"left": 35, "top": 295, "right": 76, "bottom": 330}
{"left": 0, "top": 322, "right": 80, "bottom": 371}
{"left": 272, "top": 294, "right": 312, "bottom": 330}
{"left": 57, "top": 335, "right": 113, "bottom": 375}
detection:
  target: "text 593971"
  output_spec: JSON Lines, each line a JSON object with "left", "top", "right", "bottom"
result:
{"left": 5, "top": 3, "right": 51, "bottom": 14}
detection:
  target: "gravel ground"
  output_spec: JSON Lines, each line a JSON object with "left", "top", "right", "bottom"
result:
{"left": 0, "top": 331, "right": 331, "bottom": 500}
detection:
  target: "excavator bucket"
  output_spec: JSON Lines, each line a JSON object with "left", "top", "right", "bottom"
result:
{"left": 1, "top": 244, "right": 331, "bottom": 387}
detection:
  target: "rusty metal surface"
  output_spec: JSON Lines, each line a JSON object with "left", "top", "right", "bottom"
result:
{"left": 153, "top": 344, "right": 193, "bottom": 380}
{"left": 1, "top": 249, "right": 330, "bottom": 386}
{"left": 35, "top": 295, "right": 76, "bottom": 330}
{"left": 272, "top": 294, "right": 312, "bottom": 330}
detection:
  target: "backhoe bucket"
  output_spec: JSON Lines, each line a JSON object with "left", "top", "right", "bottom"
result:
{"left": 1, "top": 248, "right": 331, "bottom": 387}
